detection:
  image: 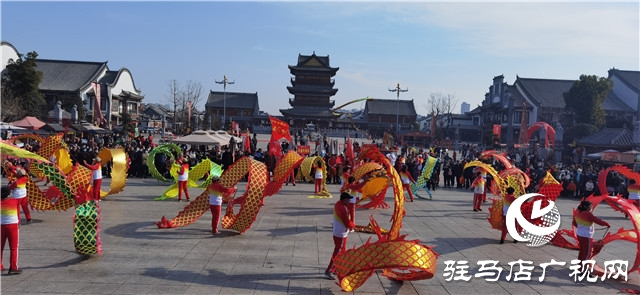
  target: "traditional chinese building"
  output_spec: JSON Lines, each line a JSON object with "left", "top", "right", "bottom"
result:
{"left": 1, "top": 41, "right": 144, "bottom": 130}
{"left": 363, "top": 99, "right": 417, "bottom": 137}
{"left": 205, "top": 91, "right": 260, "bottom": 131}
{"left": 280, "top": 52, "right": 339, "bottom": 130}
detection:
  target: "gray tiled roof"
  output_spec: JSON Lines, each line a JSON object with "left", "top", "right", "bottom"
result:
{"left": 576, "top": 128, "right": 635, "bottom": 148}
{"left": 516, "top": 77, "right": 575, "bottom": 109}
{"left": 603, "top": 91, "right": 635, "bottom": 112}
{"left": 297, "top": 53, "right": 331, "bottom": 67}
{"left": 205, "top": 91, "right": 259, "bottom": 110}
{"left": 364, "top": 99, "right": 416, "bottom": 116}
{"left": 610, "top": 68, "right": 640, "bottom": 92}
{"left": 143, "top": 103, "right": 171, "bottom": 119}
{"left": 36, "top": 59, "right": 107, "bottom": 91}
{"left": 100, "top": 71, "right": 118, "bottom": 85}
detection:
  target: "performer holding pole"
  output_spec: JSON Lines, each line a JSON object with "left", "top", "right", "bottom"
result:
{"left": 324, "top": 192, "right": 355, "bottom": 280}
{"left": 207, "top": 176, "right": 235, "bottom": 235}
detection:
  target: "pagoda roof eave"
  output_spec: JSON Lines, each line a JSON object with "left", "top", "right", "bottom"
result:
{"left": 288, "top": 66, "right": 339, "bottom": 75}
{"left": 287, "top": 87, "right": 338, "bottom": 96}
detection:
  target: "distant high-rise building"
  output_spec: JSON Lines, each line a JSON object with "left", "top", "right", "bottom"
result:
{"left": 460, "top": 102, "right": 470, "bottom": 114}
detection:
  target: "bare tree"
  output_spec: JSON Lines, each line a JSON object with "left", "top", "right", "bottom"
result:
{"left": 181, "top": 80, "right": 203, "bottom": 132}
{"left": 424, "top": 92, "right": 458, "bottom": 118}
{"left": 165, "top": 80, "right": 181, "bottom": 133}
{"left": 424, "top": 92, "right": 459, "bottom": 138}
{"left": 165, "top": 80, "right": 203, "bottom": 134}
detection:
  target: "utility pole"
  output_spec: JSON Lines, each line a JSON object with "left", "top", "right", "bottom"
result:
{"left": 172, "top": 79, "right": 177, "bottom": 134}
{"left": 215, "top": 75, "right": 235, "bottom": 130}
{"left": 388, "top": 83, "right": 408, "bottom": 132}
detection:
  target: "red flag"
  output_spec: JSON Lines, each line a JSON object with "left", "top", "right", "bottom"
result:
{"left": 493, "top": 124, "right": 502, "bottom": 139}
{"left": 268, "top": 138, "right": 282, "bottom": 156}
{"left": 269, "top": 116, "right": 291, "bottom": 141}
{"left": 243, "top": 130, "right": 251, "bottom": 153}
{"left": 345, "top": 133, "right": 354, "bottom": 160}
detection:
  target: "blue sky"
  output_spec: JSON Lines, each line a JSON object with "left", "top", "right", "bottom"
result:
{"left": 2, "top": 1, "right": 638, "bottom": 116}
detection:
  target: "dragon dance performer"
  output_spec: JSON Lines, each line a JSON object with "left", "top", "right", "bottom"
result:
{"left": 572, "top": 200, "right": 610, "bottom": 263}
{"left": 83, "top": 157, "right": 103, "bottom": 202}
{"left": 628, "top": 179, "right": 640, "bottom": 210}
{"left": 471, "top": 171, "right": 485, "bottom": 212}
{"left": 207, "top": 176, "right": 235, "bottom": 235}
{"left": 177, "top": 157, "right": 190, "bottom": 202}
{"left": 5, "top": 162, "right": 31, "bottom": 224}
{"left": 399, "top": 165, "right": 416, "bottom": 202}
{"left": 500, "top": 187, "right": 518, "bottom": 244}
{"left": 1, "top": 186, "right": 22, "bottom": 275}
{"left": 340, "top": 175, "right": 365, "bottom": 224}
{"left": 312, "top": 162, "right": 325, "bottom": 195}
{"left": 324, "top": 192, "right": 356, "bottom": 280}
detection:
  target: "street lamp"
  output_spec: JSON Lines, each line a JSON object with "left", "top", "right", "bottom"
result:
{"left": 215, "top": 75, "right": 235, "bottom": 129}
{"left": 388, "top": 83, "right": 408, "bottom": 132}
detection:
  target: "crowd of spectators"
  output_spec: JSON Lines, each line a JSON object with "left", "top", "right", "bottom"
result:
{"left": 3, "top": 131, "right": 636, "bottom": 202}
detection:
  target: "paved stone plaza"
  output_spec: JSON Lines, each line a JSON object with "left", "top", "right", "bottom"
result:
{"left": 1, "top": 176, "right": 638, "bottom": 294}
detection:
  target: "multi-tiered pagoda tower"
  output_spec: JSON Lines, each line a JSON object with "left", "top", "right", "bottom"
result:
{"left": 280, "top": 52, "right": 339, "bottom": 130}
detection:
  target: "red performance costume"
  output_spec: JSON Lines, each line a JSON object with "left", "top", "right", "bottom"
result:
{"left": 207, "top": 180, "right": 235, "bottom": 234}
{"left": 324, "top": 193, "right": 355, "bottom": 280}
{"left": 177, "top": 159, "right": 190, "bottom": 201}
{"left": 399, "top": 167, "right": 416, "bottom": 202}
{"left": 83, "top": 157, "right": 103, "bottom": 202}
{"left": 471, "top": 172, "right": 485, "bottom": 212}
{"left": 572, "top": 201, "right": 610, "bottom": 262}
{"left": 6, "top": 163, "right": 30, "bottom": 223}
{"left": 1, "top": 186, "right": 21, "bottom": 274}
{"left": 313, "top": 163, "right": 324, "bottom": 195}
{"left": 340, "top": 175, "right": 365, "bottom": 224}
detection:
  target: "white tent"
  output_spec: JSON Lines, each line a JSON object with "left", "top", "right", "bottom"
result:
{"left": 206, "top": 130, "right": 242, "bottom": 145}
{"left": 172, "top": 130, "right": 222, "bottom": 146}
{"left": 0, "top": 122, "right": 26, "bottom": 130}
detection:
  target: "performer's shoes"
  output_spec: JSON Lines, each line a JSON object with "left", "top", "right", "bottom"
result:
{"left": 26, "top": 219, "right": 32, "bottom": 224}
{"left": 186, "top": 198, "right": 190, "bottom": 201}
{"left": 323, "top": 271, "right": 335, "bottom": 280}
{"left": 178, "top": 199, "right": 182, "bottom": 202}
{"left": 514, "top": 240, "right": 518, "bottom": 244}
{"left": 499, "top": 239, "right": 505, "bottom": 244}
{"left": 292, "top": 184, "right": 296, "bottom": 186}
{"left": 473, "top": 209, "right": 478, "bottom": 212}
{"left": 212, "top": 230, "right": 219, "bottom": 235}
{"left": 8, "top": 269, "right": 22, "bottom": 275}
{"left": 478, "top": 208, "right": 483, "bottom": 211}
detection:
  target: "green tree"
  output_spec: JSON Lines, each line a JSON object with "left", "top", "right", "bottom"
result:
{"left": 1, "top": 51, "right": 46, "bottom": 122}
{"left": 563, "top": 75, "right": 612, "bottom": 128}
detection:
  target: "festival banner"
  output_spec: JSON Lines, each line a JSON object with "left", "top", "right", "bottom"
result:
{"left": 493, "top": 124, "right": 502, "bottom": 139}
{"left": 92, "top": 82, "right": 107, "bottom": 126}
{"left": 297, "top": 145, "right": 310, "bottom": 155}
